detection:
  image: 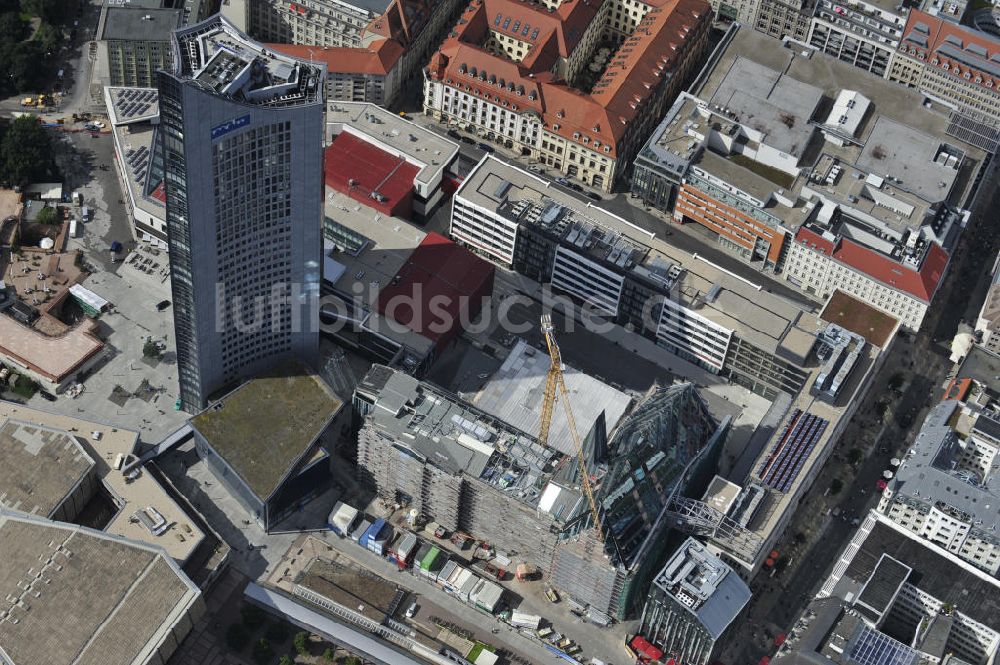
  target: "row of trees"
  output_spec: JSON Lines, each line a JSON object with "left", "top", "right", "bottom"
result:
{"left": 0, "top": 115, "right": 58, "bottom": 186}
{"left": 0, "top": 0, "right": 76, "bottom": 94}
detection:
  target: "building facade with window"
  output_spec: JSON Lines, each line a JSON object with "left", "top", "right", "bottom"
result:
{"left": 452, "top": 156, "right": 818, "bottom": 399}
{"left": 806, "top": 0, "right": 910, "bottom": 77}
{"left": 98, "top": 6, "right": 182, "bottom": 87}
{"left": 158, "top": 15, "right": 325, "bottom": 410}
{"left": 254, "top": 0, "right": 464, "bottom": 107}
{"left": 889, "top": 10, "right": 1000, "bottom": 124}
{"left": 753, "top": 0, "right": 814, "bottom": 41}
{"left": 877, "top": 399, "right": 1000, "bottom": 577}
{"left": 422, "top": 0, "right": 712, "bottom": 192}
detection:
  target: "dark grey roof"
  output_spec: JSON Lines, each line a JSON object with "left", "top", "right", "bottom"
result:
{"left": 972, "top": 412, "right": 1000, "bottom": 442}
{"left": 854, "top": 554, "right": 909, "bottom": 622}
{"left": 100, "top": 7, "right": 181, "bottom": 41}
{"left": 888, "top": 400, "right": 1000, "bottom": 532}
{"left": 937, "top": 43, "right": 1000, "bottom": 79}
{"left": 342, "top": 0, "right": 394, "bottom": 14}
{"left": 843, "top": 520, "right": 1000, "bottom": 631}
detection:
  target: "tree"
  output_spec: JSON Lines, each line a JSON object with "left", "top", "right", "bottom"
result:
{"left": 293, "top": 631, "right": 310, "bottom": 657}
{"left": 278, "top": 657, "right": 295, "bottom": 665}
{"left": 847, "top": 448, "right": 864, "bottom": 466}
{"left": 0, "top": 115, "right": 54, "bottom": 186}
{"left": 888, "top": 372, "right": 905, "bottom": 391}
{"left": 830, "top": 478, "right": 844, "bottom": 495}
{"left": 341, "top": 656, "right": 362, "bottom": 665}
{"left": 35, "top": 204, "right": 57, "bottom": 225}
{"left": 265, "top": 621, "right": 291, "bottom": 645}
{"left": 322, "top": 648, "right": 335, "bottom": 662}
{"left": 0, "top": 12, "right": 25, "bottom": 43}
{"left": 251, "top": 638, "right": 272, "bottom": 665}
{"left": 240, "top": 603, "right": 267, "bottom": 630}
{"left": 225, "top": 623, "right": 250, "bottom": 652}
{"left": 32, "top": 21, "right": 59, "bottom": 54}
{"left": 20, "top": 0, "right": 70, "bottom": 24}
{"left": 142, "top": 339, "right": 162, "bottom": 359}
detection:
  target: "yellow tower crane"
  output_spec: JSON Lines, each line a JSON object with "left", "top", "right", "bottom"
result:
{"left": 538, "top": 314, "right": 604, "bottom": 542}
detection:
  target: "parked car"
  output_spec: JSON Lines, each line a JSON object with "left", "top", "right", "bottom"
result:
{"left": 527, "top": 165, "right": 543, "bottom": 173}
{"left": 586, "top": 192, "right": 602, "bottom": 201}
{"left": 39, "top": 390, "right": 56, "bottom": 402}
{"left": 156, "top": 300, "right": 171, "bottom": 311}
{"left": 556, "top": 177, "right": 570, "bottom": 186}
{"left": 447, "top": 129, "right": 461, "bottom": 139}
{"left": 569, "top": 182, "right": 583, "bottom": 192}
{"left": 405, "top": 603, "right": 418, "bottom": 618}
{"left": 477, "top": 142, "right": 495, "bottom": 153}
{"left": 460, "top": 136, "right": 477, "bottom": 145}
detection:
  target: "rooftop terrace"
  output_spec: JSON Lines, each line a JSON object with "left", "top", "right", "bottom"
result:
{"left": 326, "top": 102, "right": 460, "bottom": 191}
{"left": 694, "top": 27, "right": 987, "bottom": 206}
{"left": 0, "top": 401, "right": 205, "bottom": 562}
{"left": 653, "top": 537, "right": 751, "bottom": 639}
{"left": 170, "top": 15, "right": 323, "bottom": 106}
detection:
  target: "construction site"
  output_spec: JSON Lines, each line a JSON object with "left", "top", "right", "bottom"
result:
{"left": 354, "top": 317, "right": 744, "bottom": 621}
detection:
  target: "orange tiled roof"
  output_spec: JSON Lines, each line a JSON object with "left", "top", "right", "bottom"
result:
{"left": 268, "top": 40, "right": 405, "bottom": 76}
{"left": 591, "top": 0, "right": 706, "bottom": 122}
{"left": 428, "top": 0, "right": 709, "bottom": 156}
{"left": 900, "top": 10, "right": 1000, "bottom": 92}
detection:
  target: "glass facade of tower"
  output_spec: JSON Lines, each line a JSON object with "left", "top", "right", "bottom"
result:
{"left": 158, "top": 15, "right": 324, "bottom": 411}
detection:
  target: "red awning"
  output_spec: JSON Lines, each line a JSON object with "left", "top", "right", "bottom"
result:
{"left": 630, "top": 636, "right": 663, "bottom": 661}
{"left": 775, "top": 633, "right": 787, "bottom": 647}
{"left": 758, "top": 658, "right": 771, "bottom": 665}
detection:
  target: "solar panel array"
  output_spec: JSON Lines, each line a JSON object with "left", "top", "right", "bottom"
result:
{"left": 116, "top": 88, "right": 157, "bottom": 119}
{"left": 757, "top": 409, "right": 829, "bottom": 493}
{"left": 848, "top": 625, "right": 920, "bottom": 665}
{"left": 126, "top": 145, "right": 150, "bottom": 185}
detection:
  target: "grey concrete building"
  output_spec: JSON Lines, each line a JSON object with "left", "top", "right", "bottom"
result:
{"left": 806, "top": 0, "right": 914, "bottom": 77}
{"left": 638, "top": 538, "right": 751, "bottom": 665}
{"left": 354, "top": 365, "right": 572, "bottom": 571}
{"left": 876, "top": 399, "right": 1000, "bottom": 576}
{"left": 753, "top": 0, "right": 814, "bottom": 42}
{"left": 355, "top": 364, "right": 728, "bottom": 621}
{"left": 190, "top": 370, "right": 344, "bottom": 531}
{"left": 775, "top": 511, "right": 1000, "bottom": 664}
{"left": 98, "top": 6, "right": 182, "bottom": 87}
{"left": 0, "top": 419, "right": 97, "bottom": 523}
{"left": 0, "top": 510, "right": 204, "bottom": 665}
{"left": 158, "top": 15, "right": 325, "bottom": 410}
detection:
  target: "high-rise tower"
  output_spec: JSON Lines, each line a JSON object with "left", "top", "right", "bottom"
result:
{"left": 158, "top": 15, "right": 324, "bottom": 410}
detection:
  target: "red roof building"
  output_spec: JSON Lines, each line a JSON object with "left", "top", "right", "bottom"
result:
{"left": 794, "top": 227, "right": 949, "bottom": 303}
{"left": 423, "top": 0, "right": 712, "bottom": 191}
{"left": 893, "top": 10, "right": 1000, "bottom": 122}
{"left": 377, "top": 232, "right": 495, "bottom": 351}
{"left": 325, "top": 133, "right": 420, "bottom": 219}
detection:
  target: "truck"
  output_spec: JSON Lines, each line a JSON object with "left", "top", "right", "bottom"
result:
{"left": 20, "top": 97, "right": 33, "bottom": 107}
{"left": 509, "top": 611, "right": 542, "bottom": 630}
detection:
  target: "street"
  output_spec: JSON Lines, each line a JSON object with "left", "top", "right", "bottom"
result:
{"left": 719, "top": 158, "right": 1000, "bottom": 664}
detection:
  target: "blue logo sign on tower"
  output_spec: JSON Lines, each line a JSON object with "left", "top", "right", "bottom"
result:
{"left": 211, "top": 115, "right": 251, "bottom": 141}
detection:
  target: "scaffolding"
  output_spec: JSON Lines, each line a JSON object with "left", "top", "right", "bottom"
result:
{"left": 662, "top": 495, "right": 763, "bottom": 563}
